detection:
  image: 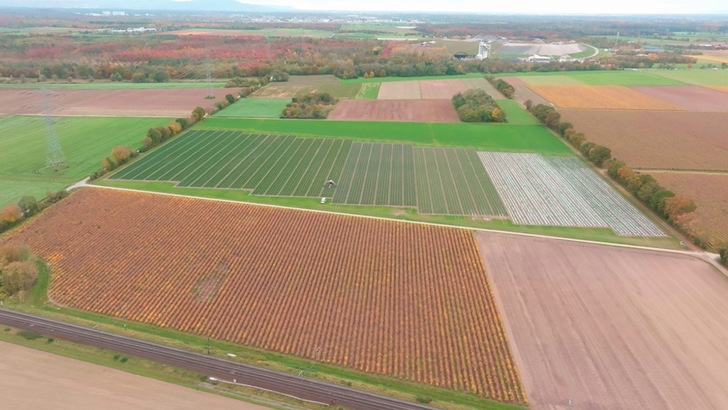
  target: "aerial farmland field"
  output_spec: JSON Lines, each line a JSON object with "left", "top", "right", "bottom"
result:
{"left": 328, "top": 99, "right": 460, "bottom": 122}
{"left": 212, "top": 98, "right": 290, "bottom": 118}
{"left": 0, "top": 115, "right": 172, "bottom": 206}
{"left": 478, "top": 153, "right": 665, "bottom": 236}
{"left": 0, "top": 88, "right": 232, "bottom": 117}
{"left": 5, "top": 187, "right": 527, "bottom": 405}
{"left": 528, "top": 85, "right": 684, "bottom": 110}
{"left": 559, "top": 109, "right": 728, "bottom": 171}
{"left": 477, "top": 232, "right": 728, "bottom": 410}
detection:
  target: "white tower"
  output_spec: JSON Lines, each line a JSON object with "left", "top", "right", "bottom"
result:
{"left": 476, "top": 41, "right": 490, "bottom": 60}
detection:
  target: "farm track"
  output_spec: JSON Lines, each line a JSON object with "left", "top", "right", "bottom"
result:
{"left": 0, "top": 309, "right": 438, "bottom": 410}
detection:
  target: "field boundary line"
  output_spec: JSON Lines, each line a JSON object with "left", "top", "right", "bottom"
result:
{"left": 85, "top": 184, "right": 726, "bottom": 272}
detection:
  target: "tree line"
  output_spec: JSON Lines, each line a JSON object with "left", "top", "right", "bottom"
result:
{"left": 525, "top": 101, "right": 723, "bottom": 252}
{"left": 0, "top": 243, "right": 38, "bottom": 299}
{"left": 281, "top": 92, "right": 337, "bottom": 119}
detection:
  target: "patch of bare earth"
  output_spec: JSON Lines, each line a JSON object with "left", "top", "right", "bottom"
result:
{"left": 328, "top": 99, "right": 460, "bottom": 122}
{"left": 418, "top": 79, "right": 468, "bottom": 99}
{"left": 0, "top": 341, "right": 264, "bottom": 410}
{"left": 629, "top": 86, "right": 728, "bottom": 111}
{"left": 650, "top": 171, "right": 728, "bottom": 248}
{"left": 560, "top": 109, "right": 728, "bottom": 171}
{"left": 476, "top": 231, "right": 728, "bottom": 410}
{"left": 377, "top": 81, "right": 421, "bottom": 99}
{"left": 0, "top": 88, "right": 230, "bottom": 117}
{"left": 497, "top": 77, "right": 549, "bottom": 106}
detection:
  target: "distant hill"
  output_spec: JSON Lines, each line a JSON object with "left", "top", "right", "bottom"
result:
{"left": 0, "top": 0, "right": 295, "bottom": 12}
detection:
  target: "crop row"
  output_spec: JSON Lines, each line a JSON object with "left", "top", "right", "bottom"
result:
{"left": 112, "top": 130, "right": 507, "bottom": 217}
{"left": 479, "top": 152, "right": 665, "bottom": 236}
{"left": 9, "top": 188, "right": 527, "bottom": 404}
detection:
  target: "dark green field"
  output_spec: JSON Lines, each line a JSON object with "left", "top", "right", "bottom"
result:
{"left": 110, "top": 130, "right": 507, "bottom": 216}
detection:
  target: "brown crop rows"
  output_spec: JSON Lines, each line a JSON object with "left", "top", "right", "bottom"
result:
{"left": 529, "top": 85, "right": 684, "bottom": 110}
{"left": 6, "top": 188, "right": 526, "bottom": 404}
{"left": 328, "top": 99, "right": 460, "bottom": 122}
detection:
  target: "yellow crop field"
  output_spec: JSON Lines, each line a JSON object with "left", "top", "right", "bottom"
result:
{"left": 709, "top": 86, "right": 728, "bottom": 94}
{"left": 529, "top": 85, "right": 685, "bottom": 110}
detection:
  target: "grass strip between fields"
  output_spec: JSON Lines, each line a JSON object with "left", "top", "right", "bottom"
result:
{"left": 196, "top": 118, "right": 573, "bottom": 154}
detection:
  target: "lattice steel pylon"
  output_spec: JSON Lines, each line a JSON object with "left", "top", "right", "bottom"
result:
{"left": 39, "top": 87, "right": 66, "bottom": 170}
{"left": 205, "top": 58, "right": 215, "bottom": 99}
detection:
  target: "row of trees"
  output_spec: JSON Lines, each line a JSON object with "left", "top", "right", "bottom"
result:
{"left": 486, "top": 76, "right": 515, "bottom": 98}
{"left": 524, "top": 101, "right": 719, "bottom": 249}
{"left": 452, "top": 89, "right": 506, "bottom": 123}
{"left": 0, "top": 243, "right": 38, "bottom": 299}
{"left": 0, "top": 191, "right": 67, "bottom": 235}
{"left": 281, "top": 92, "right": 337, "bottom": 119}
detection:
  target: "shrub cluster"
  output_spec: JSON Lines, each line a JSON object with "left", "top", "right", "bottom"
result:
{"left": 452, "top": 89, "right": 506, "bottom": 123}
{"left": 0, "top": 243, "right": 38, "bottom": 299}
{"left": 720, "top": 248, "right": 728, "bottom": 267}
{"left": 281, "top": 92, "right": 337, "bottom": 119}
{"left": 486, "top": 76, "right": 515, "bottom": 98}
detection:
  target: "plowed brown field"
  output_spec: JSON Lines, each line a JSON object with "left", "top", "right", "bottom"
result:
{"left": 0, "top": 88, "right": 231, "bottom": 117}
{"left": 529, "top": 85, "right": 684, "bottom": 110}
{"left": 560, "top": 109, "right": 728, "bottom": 171}
{"left": 651, "top": 172, "right": 728, "bottom": 248}
{"left": 629, "top": 86, "right": 728, "bottom": 111}
{"left": 328, "top": 99, "right": 460, "bottom": 122}
{"left": 377, "top": 81, "right": 421, "bottom": 99}
{"left": 419, "top": 79, "right": 468, "bottom": 99}
{"left": 5, "top": 188, "right": 526, "bottom": 404}
{"left": 477, "top": 231, "right": 728, "bottom": 410}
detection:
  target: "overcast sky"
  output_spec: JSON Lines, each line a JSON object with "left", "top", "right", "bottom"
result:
{"left": 235, "top": 0, "right": 726, "bottom": 14}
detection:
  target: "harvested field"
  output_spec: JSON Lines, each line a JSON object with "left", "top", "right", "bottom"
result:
{"left": 0, "top": 341, "right": 262, "bottom": 410}
{"left": 560, "top": 109, "right": 728, "bottom": 171}
{"left": 476, "top": 232, "right": 728, "bottom": 410}
{"left": 252, "top": 82, "right": 361, "bottom": 99}
{"left": 478, "top": 152, "right": 664, "bottom": 236}
{"left": 629, "top": 86, "right": 728, "bottom": 111}
{"left": 496, "top": 77, "right": 549, "bottom": 106}
{"left": 419, "top": 79, "right": 468, "bottom": 99}
{"left": 461, "top": 77, "right": 501, "bottom": 96}
{"left": 0, "top": 88, "right": 230, "bottom": 117}
{"left": 651, "top": 171, "right": 728, "bottom": 249}
{"left": 377, "top": 81, "right": 421, "bottom": 99}
{"left": 529, "top": 85, "right": 684, "bottom": 110}
{"left": 7, "top": 188, "right": 527, "bottom": 404}
{"left": 651, "top": 70, "right": 728, "bottom": 86}
{"left": 328, "top": 99, "right": 460, "bottom": 122}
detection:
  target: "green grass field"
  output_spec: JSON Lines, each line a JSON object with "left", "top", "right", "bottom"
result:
{"left": 0, "top": 82, "right": 228, "bottom": 90}
{"left": 498, "top": 100, "right": 541, "bottom": 125}
{"left": 340, "top": 73, "right": 484, "bottom": 84}
{"left": 356, "top": 82, "right": 381, "bottom": 99}
{"left": 196, "top": 118, "right": 572, "bottom": 154}
{"left": 502, "top": 70, "right": 688, "bottom": 85}
{"left": 213, "top": 98, "right": 290, "bottom": 118}
{"left": 650, "top": 70, "right": 728, "bottom": 85}
{"left": 0, "top": 115, "right": 172, "bottom": 206}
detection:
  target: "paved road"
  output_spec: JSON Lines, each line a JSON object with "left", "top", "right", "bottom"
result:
{"left": 0, "top": 309, "right": 438, "bottom": 410}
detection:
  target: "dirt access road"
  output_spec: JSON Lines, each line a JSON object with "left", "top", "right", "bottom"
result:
{"left": 476, "top": 231, "right": 728, "bottom": 410}
{"left": 0, "top": 341, "right": 266, "bottom": 410}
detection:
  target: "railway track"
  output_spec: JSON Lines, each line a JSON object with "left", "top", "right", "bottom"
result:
{"left": 0, "top": 308, "right": 438, "bottom": 410}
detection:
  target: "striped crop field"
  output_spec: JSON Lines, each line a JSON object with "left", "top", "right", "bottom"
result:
{"left": 6, "top": 188, "right": 527, "bottom": 404}
{"left": 111, "top": 130, "right": 507, "bottom": 217}
{"left": 479, "top": 152, "right": 665, "bottom": 237}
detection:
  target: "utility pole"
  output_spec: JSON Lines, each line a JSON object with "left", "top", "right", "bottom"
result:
{"left": 39, "top": 87, "right": 66, "bottom": 170}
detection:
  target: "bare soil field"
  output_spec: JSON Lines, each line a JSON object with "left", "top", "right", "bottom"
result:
{"left": 377, "top": 81, "right": 422, "bottom": 99}
{"left": 650, "top": 171, "right": 728, "bottom": 248}
{"left": 461, "top": 77, "right": 502, "bottom": 96}
{"left": 529, "top": 85, "right": 684, "bottom": 110}
{"left": 328, "top": 99, "right": 460, "bottom": 122}
{"left": 0, "top": 88, "right": 230, "bottom": 117}
{"left": 5, "top": 188, "right": 526, "bottom": 403}
{"left": 476, "top": 231, "right": 728, "bottom": 410}
{"left": 560, "top": 109, "right": 728, "bottom": 171}
{"left": 629, "top": 86, "right": 728, "bottom": 111}
{"left": 0, "top": 341, "right": 263, "bottom": 410}
{"left": 419, "top": 79, "right": 468, "bottom": 99}
{"left": 709, "top": 86, "right": 728, "bottom": 94}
